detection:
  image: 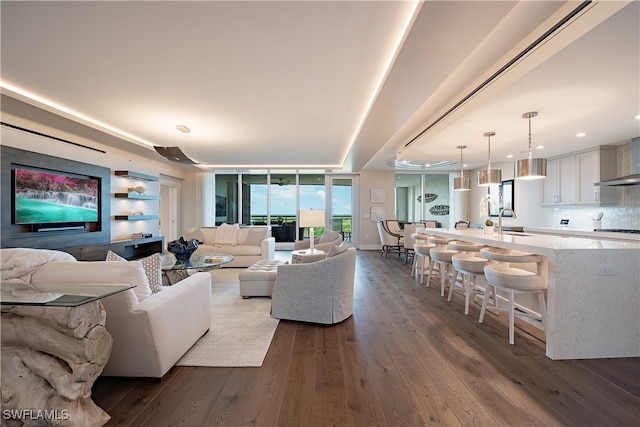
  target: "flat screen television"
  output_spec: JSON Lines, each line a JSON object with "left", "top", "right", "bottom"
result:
{"left": 12, "top": 165, "right": 100, "bottom": 228}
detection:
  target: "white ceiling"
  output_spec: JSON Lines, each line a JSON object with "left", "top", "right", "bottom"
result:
{"left": 1, "top": 1, "right": 638, "bottom": 173}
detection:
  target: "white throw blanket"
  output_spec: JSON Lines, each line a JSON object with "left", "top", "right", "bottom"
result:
{"left": 0, "top": 248, "right": 76, "bottom": 284}
{"left": 215, "top": 223, "right": 240, "bottom": 245}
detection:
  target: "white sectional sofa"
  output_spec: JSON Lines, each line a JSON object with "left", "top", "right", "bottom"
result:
{"left": 188, "top": 224, "right": 275, "bottom": 268}
{"left": 2, "top": 248, "right": 211, "bottom": 379}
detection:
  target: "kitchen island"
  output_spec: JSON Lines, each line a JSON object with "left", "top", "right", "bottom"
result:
{"left": 417, "top": 227, "right": 640, "bottom": 360}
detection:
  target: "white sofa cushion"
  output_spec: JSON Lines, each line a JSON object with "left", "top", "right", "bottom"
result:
{"left": 31, "top": 260, "right": 152, "bottom": 303}
{"left": 244, "top": 227, "right": 268, "bottom": 246}
{"left": 216, "top": 223, "right": 240, "bottom": 244}
{"left": 319, "top": 230, "right": 341, "bottom": 244}
{"left": 106, "top": 251, "right": 162, "bottom": 294}
{"left": 183, "top": 227, "right": 204, "bottom": 242}
{"left": 201, "top": 227, "right": 218, "bottom": 244}
{"left": 327, "top": 242, "right": 349, "bottom": 257}
{"left": 207, "top": 244, "right": 262, "bottom": 256}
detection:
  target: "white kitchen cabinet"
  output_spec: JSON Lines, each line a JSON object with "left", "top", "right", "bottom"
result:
{"left": 576, "top": 147, "right": 617, "bottom": 205}
{"left": 542, "top": 156, "right": 576, "bottom": 205}
{"left": 542, "top": 146, "right": 617, "bottom": 206}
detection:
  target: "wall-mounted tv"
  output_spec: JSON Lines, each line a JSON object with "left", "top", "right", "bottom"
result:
{"left": 12, "top": 166, "right": 100, "bottom": 227}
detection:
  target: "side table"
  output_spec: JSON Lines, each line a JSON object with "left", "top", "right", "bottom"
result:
{"left": 1, "top": 282, "right": 133, "bottom": 427}
{"left": 291, "top": 249, "right": 326, "bottom": 264}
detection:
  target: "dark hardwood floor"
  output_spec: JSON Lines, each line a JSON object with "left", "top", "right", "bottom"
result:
{"left": 92, "top": 250, "right": 640, "bottom": 426}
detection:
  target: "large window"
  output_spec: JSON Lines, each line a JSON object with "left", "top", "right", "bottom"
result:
{"left": 204, "top": 172, "right": 356, "bottom": 243}
{"left": 269, "top": 172, "right": 297, "bottom": 241}
{"left": 213, "top": 174, "right": 238, "bottom": 225}
{"left": 331, "top": 178, "right": 353, "bottom": 242}
{"left": 299, "top": 174, "right": 325, "bottom": 238}
{"left": 244, "top": 174, "right": 267, "bottom": 225}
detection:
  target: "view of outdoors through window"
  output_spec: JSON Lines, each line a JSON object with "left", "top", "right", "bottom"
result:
{"left": 214, "top": 173, "right": 352, "bottom": 242}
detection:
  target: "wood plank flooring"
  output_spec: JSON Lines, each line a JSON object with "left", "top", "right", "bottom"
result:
{"left": 92, "top": 250, "right": 640, "bottom": 426}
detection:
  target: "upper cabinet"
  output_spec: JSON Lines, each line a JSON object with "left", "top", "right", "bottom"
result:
{"left": 542, "top": 156, "right": 576, "bottom": 205}
{"left": 542, "top": 146, "right": 617, "bottom": 206}
{"left": 576, "top": 148, "right": 617, "bottom": 204}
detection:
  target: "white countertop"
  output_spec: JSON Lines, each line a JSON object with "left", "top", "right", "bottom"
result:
{"left": 416, "top": 226, "right": 640, "bottom": 360}
{"left": 524, "top": 226, "right": 640, "bottom": 242}
{"left": 416, "top": 228, "right": 640, "bottom": 257}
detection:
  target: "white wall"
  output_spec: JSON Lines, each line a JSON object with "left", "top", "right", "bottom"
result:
{"left": 0, "top": 112, "right": 194, "bottom": 243}
{"left": 358, "top": 170, "right": 396, "bottom": 249}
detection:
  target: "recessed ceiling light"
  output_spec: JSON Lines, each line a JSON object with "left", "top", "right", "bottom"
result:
{"left": 176, "top": 124, "right": 191, "bottom": 133}
{"left": 635, "top": 114, "right": 640, "bottom": 120}
{"left": 536, "top": 145, "right": 544, "bottom": 149}
{"left": 506, "top": 154, "right": 513, "bottom": 159}
{"left": 576, "top": 132, "right": 586, "bottom": 137}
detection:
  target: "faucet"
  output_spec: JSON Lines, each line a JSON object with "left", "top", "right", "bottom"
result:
{"left": 498, "top": 208, "right": 517, "bottom": 236}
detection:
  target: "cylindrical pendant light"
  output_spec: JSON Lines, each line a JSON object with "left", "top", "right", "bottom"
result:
{"left": 515, "top": 111, "right": 547, "bottom": 180}
{"left": 478, "top": 131, "right": 502, "bottom": 186}
{"left": 454, "top": 145, "right": 470, "bottom": 191}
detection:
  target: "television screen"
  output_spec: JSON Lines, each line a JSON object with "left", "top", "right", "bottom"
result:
{"left": 13, "top": 166, "right": 99, "bottom": 225}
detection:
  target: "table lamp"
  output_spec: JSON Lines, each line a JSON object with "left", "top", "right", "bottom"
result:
{"left": 299, "top": 209, "right": 325, "bottom": 254}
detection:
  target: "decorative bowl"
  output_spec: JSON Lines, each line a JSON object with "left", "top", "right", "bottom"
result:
{"left": 167, "top": 237, "right": 199, "bottom": 261}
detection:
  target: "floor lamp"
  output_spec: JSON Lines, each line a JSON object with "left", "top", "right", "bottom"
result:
{"left": 299, "top": 209, "right": 325, "bottom": 254}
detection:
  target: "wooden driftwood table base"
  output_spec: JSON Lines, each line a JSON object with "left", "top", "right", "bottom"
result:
{"left": 1, "top": 302, "right": 112, "bottom": 426}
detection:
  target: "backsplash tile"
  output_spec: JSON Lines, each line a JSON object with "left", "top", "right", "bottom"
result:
{"left": 552, "top": 142, "right": 640, "bottom": 230}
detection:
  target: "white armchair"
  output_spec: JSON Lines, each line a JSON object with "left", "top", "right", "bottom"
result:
{"left": 271, "top": 247, "right": 356, "bottom": 324}
{"left": 293, "top": 230, "right": 343, "bottom": 253}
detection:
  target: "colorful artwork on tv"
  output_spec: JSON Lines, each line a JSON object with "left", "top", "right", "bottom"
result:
{"left": 13, "top": 167, "right": 99, "bottom": 225}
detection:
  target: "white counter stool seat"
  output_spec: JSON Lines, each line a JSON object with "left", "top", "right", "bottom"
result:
{"left": 448, "top": 241, "right": 486, "bottom": 315}
{"left": 413, "top": 241, "right": 435, "bottom": 283}
{"left": 422, "top": 235, "right": 451, "bottom": 284}
{"left": 479, "top": 247, "right": 547, "bottom": 345}
{"left": 427, "top": 235, "right": 451, "bottom": 247}
{"left": 427, "top": 246, "right": 459, "bottom": 296}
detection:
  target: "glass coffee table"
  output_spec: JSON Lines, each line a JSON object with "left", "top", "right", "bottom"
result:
{"left": 161, "top": 254, "right": 234, "bottom": 285}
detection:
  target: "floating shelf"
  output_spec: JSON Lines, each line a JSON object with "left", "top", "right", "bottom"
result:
{"left": 114, "top": 193, "right": 158, "bottom": 200}
{"left": 114, "top": 170, "right": 158, "bottom": 181}
{"left": 114, "top": 215, "right": 159, "bottom": 221}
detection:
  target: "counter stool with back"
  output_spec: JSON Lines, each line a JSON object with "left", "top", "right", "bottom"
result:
{"left": 478, "top": 247, "right": 548, "bottom": 345}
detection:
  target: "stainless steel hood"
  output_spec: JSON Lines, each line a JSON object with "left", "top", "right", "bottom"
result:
{"left": 595, "top": 174, "right": 640, "bottom": 186}
{"left": 595, "top": 138, "right": 640, "bottom": 186}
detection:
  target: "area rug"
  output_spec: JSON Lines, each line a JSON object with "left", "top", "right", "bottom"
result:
{"left": 176, "top": 268, "right": 279, "bottom": 367}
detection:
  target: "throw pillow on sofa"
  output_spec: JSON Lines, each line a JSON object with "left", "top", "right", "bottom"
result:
{"left": 244, "top": 227, "right": 268, "bottom": 246}
{"left": 183, "top": 227, "right": 204, "bottom": 243}
{"left": 106, "top": 251, "right": 162, "bottom": 294}
{"left": 319, "top": 230, "right": 341, "bottom": 244}
{"left": 327, "top": 242, "right": 349, "bottom": 257}
{"left": 216, "top": 223, "right": 240, "bottom": 245}
{"left": 200, "top": 227, "right": 218, "bottom": 245}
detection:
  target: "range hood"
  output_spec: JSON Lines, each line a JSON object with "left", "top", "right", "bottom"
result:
{"left": 595, "top": 138, "right": 640, "bottom": 186}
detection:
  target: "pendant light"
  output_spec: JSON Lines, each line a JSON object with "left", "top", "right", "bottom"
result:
{"left": 453, "top": 145, "right": 470, "bottom": 191}
{"left": 515, "top": 111, "right": 547, "bottom": 179}
{"left": 478, "top": 131, "right": 502, "bottom": 186}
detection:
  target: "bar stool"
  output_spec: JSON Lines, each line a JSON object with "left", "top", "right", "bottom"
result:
{"left": 427, "top": 236, "right": 458, "bottom": 296}
{"left": 448, "top": 241, "right": 486, "bottom": 315}
{"left": 424, "top": 235, "right": 450, "bottom": 286}
{"left": 479, "top": 247, "right": 547, "bottom": 345}
{"left": 413, "top": 240, "right": 435, "bottom": 284}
